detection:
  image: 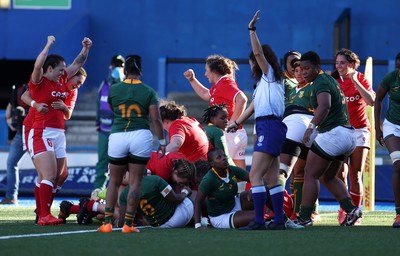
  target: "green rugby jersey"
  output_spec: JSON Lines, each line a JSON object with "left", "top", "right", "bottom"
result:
{"left": 380, "top": 70, "right": 400, "bottom": 125}
{"left": 108, "top": 79, "right": 159, "bottom": 133}
{"left": 285, "top": 83, "right": 314, "bottom": 117}
{"left": 310, "top": 73, "right": 350, "bottom": 133}
{"left": 199, "top": 166, "right": 248, "bottom": 217}
{"left": 204, "top": 124, "right": 235, "bottom": 166}
{"left": 284, "top": 77, "right": 298, "bottom": 107}
{"left": 119, "top": 176, "right": 176, "bottom": 227}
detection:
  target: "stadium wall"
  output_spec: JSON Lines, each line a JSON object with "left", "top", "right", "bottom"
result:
{"left": 0, "top": 0, "right": 399, "bottom": 95}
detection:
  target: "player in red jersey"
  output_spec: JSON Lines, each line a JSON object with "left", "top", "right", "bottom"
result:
{"left": 146, "top": 151, "right": 187, "bottom": 181}
{"left": 184, "top": 55, "right": 248, "bottom": 169}
{"left": 22, "top": 68, "right": 87, "bottom": 223}
{"left": 22, "top": 36, "right": 91, "bottom": 225}
{"left": 333, "top": 49, "right": 375, "bottom": 225}
{"left": 159, "top": 100, "right": 209, "bottom": 162}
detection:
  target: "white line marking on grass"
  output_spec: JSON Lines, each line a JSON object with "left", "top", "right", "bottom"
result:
{"left": 0, "top": 226, "right": 152, "bottom": 240}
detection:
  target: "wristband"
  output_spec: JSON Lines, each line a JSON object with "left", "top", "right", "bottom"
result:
{"left": 234, "top": 120, "right": 240, "bottom": 126}
{"left": 181, "top": 188, "right": 189, "bottom": 196}
{"left": 159, "top": 139, "right": 167, "bottom": 146}
{"left": 308, "top": 123, "right": 316, "bottom": 130}
{"left": 30, "top": 100, "right": 36, "bottom": 108}
{"left": 248, "top": 27, "right": 256, "bottom": 31}
{"left": 195, "top": 223, "right": 202, "bottom": 229}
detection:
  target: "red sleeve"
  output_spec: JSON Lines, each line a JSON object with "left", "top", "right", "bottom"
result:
{"left": 65, "top": 89, "right": 78, "bottom": 109}
{"left": 146, "top": 151, "right": 187, "bottom": 181}
{"left": 168, "top": 119, "right": 187, "bottom": 140}
{"left": 358, "top": 73, "right": 373, "bottom": 92}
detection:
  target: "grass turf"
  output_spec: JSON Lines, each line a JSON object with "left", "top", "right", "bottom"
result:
{"left": 0, "top": 206, "right": 399, "bottom": 256}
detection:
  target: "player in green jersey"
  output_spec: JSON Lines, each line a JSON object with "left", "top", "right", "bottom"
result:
{"left": 374, "top": 56, "right": 400, "bottom": 228}
{"left": 98, "top": 56, "right": 166, "bottom": 233}
{"left": 294, "top": 51, "right": 361, "bottom": 227}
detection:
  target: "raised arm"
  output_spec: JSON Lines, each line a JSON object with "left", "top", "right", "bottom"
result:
{"left": 350, "top": 72, "right": 375, "bottom": 106}
{"left": 248, "top": 10, "right": 270, "bottom": 75}
{"left": 31, "top": 36, "right": 56, "bottom": 83}
{"left": 184, "top": 69, "right": 211, "bottom": 101}
{"left": 65, "top": 37, "right": 92, "bottom": 79}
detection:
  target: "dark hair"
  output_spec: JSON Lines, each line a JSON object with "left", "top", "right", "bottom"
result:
{"left": 249, "top": 44, "right": 283, "bottom": 83}
{"left": 173, "top": 159, "right": 196, "bottom": 180}
{"left": 110, "top": 55, "right": 125, "bottom": 67}
{"left": 206, "top": 55, "right": 239, "bottom": 79}
{"left": 300, "top": 51, "right": 321, "bottom": 66}
{"left": 290, "top": 58, "right": 301, "bottom": 70}
{"left": 159, "top": 100, "right": 186, "bottom": 121}
{"left": 335, "top": 48, "right": 361, "bottom": 70}
{"left": 202, "top": 103, "right": 227, "bottom": 124}
{"left": 207, "top": 147, "right": 224, "bottom": 162}
{"left": 283, "top": 50, "right": 301, "bottom": 71}
{"left": 43, "top": 54, "right": 65, "bottom": 73}
{"left": 396, "top": 52, "right": 400, "bottom": 61}
{"left": 194, "top": 159, "right": 210, "bottom": 182}
{"left": 124, "top": 54, "right": 142, "bottom": 76}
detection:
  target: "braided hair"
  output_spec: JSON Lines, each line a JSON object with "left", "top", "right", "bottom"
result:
{"left": 202, "top": 103, "right": 228, "bottom": 124}
{"left": 173, "top": 159, "right": 196, "bottom": 180}
{"left": 194, "top": 159, "right": 211, "bottom": 185}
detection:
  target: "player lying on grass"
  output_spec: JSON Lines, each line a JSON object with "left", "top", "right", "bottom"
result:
{"left": 58, "top": 159, "right": 196, "bottom": 229}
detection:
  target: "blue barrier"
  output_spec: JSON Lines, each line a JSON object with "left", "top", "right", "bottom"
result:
{"left": 0, "top": 164, "right": 395, "bottom": 202}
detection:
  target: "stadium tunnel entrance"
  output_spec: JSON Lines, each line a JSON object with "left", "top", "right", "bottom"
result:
{"left": 0, "top": 60, "right": 34, "bottom": 109}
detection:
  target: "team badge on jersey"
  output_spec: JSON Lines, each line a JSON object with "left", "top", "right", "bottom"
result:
{"left": 47, "top": 139, "right": 53, "bottom": 147}
{"left": 257, "top": 135, "right": 264, "bottom": 147}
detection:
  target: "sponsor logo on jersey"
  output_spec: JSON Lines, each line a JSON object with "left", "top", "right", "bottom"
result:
{"left": 346, "top": 95, "right": 361, "bottom": 102}
{"left": 51, "top": 91, "right": 69, "bottom": 98}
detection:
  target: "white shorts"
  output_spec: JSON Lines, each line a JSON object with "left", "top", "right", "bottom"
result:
{"left": 27, "top": 127, "right": 66, "bottom": 159}
{"left": 108, "top": 129, "right": 153, "bottom": 160}
{"left": 224, "top": 128, "right": 247, "bottom": 160}
{"left": 209, "top": 196, "right": 241, "bottom": 229}
{"left": 354, "top": 127, "right": 370, "bottom": 148}
{"left": 283, "top": 113, "right": 317, "bottom": 147}
{"left": 159, "top": 198, "right": 194, "bottom": 228}
{"left": 383, "top": 119, "right": 400, "bottom": 139}
{"left": 314, "top": 126, "right": 356, "bottom": 159}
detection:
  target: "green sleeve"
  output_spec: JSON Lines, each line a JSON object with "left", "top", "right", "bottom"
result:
{"left": 229, "top": 166, "right": 249, "bottom": 181}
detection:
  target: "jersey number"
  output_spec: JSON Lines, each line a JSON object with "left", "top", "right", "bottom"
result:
{"left": 139, "top": 199, "right": 155, "bottom": 216}
{"left": 118, "top": 103, "right": 142, "bottom": 118}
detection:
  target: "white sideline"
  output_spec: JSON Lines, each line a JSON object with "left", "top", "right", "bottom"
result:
{"left": 0, "top": 226, "right": 152, "bottom": 240}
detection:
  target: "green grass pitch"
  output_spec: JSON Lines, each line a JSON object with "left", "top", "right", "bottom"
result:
{"left": 0, "top": 206, "right": 399, "bottom": 256}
